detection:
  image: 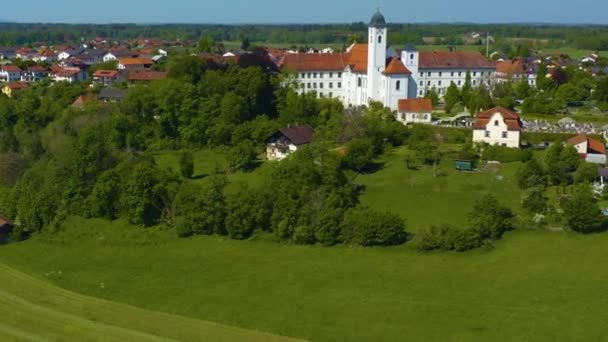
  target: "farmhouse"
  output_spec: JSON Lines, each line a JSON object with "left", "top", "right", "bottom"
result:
{"left": 280, "top": 10, "right": 496, "bottom": 112}
{"left": 397, "top": 99, "right": 433, "bottom": 125}
{"left": 567, "top": 134, "right": 607, "bottom": 164}
{"left": 266, "top": 125, "right": 313, "bottom": 161}
{"left": 472, "top": 106, "right": 522, "bottom": 148}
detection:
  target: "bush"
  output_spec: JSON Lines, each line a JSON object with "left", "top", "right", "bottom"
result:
{"left": 227, "top": 141, "right": 258, "bottom": 172}
{"left": 468, "top": 194, "right": 514, "bottom": 240}
{"left": 522, "top": 187, "right": 548, "bottom": 214}
{"left": 342, "top": 138, "right": 376, "bottom": 173}
{"left": 481, "top": 145, "right": 523, "bottom": 163}
{"left": 342, "top": 207, "right": 408, "bottom": 246}
{"left": 563, "top": 185, "right": 605, "bottom": 233}
{"left": 417, "top": 224, "right": 482, "bottom": 252}
{"left": 179, "top": 150, "right": 194, "bottom": 179}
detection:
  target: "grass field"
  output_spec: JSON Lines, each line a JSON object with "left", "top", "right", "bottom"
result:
{"left": 0, "top": 259, "right": 298, "bottom": 341}
{"left": 2, "top": 147, "right": 608, "bottom": 341}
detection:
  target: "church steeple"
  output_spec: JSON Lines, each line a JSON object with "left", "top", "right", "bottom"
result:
{"left": 367, "top": 8, "right": 387, "bottom": 103}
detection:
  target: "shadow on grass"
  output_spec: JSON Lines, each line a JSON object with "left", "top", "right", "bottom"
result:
{"left": 190, "top": 173, "right": 209, "bottom": 180}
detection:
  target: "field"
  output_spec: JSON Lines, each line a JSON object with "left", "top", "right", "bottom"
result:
{"left": 0, "top": 259, "right": 297, "bottom": 341}
{"left": 1, "top": 147, "right": 608, "bottom": 341}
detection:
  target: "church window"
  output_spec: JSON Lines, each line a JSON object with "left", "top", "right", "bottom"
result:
{"left": 338, "top": 82, "right": 342, "bottom": 88}
{"left": 495, "top": 120, "right": 499, "bottom": 126}
{"left": 396, "top": 81, "right": 401, "bottom": 91}
{"left": 378, "top": 35, "right": 382, "bottom": 44}
{"left": 419, "top": 72, "right": 423, "bottom": 77}
{"left": 358, "top": 78, "right": 362, "bottom": 87}
{"left": 410, "top": 54, "right": 414, "bottom": 60}
{"left": 419, "top": 81, "right": 423, "bottom": 86}
{"left": 419, "top": 90, "right": 423, "bottom": 96}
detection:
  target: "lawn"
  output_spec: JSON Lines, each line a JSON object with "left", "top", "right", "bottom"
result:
{"left": 0, "top": 257, "right": 297, "bottom": 341}
{"left": 2, "top": 147, "right": 608, "bottom": 341}
{"left": 1, "top": 218, "right": 607, "bottom": 341}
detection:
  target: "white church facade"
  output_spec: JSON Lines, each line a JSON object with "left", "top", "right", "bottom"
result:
{"left": 280, "top": 10, "right": 496, "bottom": 112}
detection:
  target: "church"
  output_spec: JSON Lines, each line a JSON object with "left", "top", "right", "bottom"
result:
{"left": 280, "top": 10, "right": 496, "bottom": 112}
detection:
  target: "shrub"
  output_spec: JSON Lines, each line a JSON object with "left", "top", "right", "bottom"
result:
{"left": 178, "top": 150, "right": 194, "bottom": 179}
{"left": 481, "top": 145, "right": 523, "bottom": 163}
{"left": 562, "top": 185, "right": 605, "bottom": 233}
{"left": 417, "top": 224, "right": 482, "bottom": 252}
{"left": 342, "top": 207, "right": 408, "bottom": 246}
{"left": 468, "top": 194, "right": 514, "bottom": 240}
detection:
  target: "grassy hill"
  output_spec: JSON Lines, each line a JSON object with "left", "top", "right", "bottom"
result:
{"left": 0, "top": 259, "right": 299, "bottom": 341}
{"left": 1, "top": 146, "right": 608, "bottom": 341}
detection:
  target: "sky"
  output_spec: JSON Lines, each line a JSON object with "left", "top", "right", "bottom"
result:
{"left": 2, "top": 0, "right": 606, "bottom": 25}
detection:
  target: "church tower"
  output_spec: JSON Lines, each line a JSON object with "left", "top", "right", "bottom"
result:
{"left": 367, "top": 9, "right": 387, "bottom": 103}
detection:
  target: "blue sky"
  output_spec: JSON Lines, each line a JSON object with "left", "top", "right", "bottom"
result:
{"left": 3, "top": 0, "right": 605, "bottom": 24}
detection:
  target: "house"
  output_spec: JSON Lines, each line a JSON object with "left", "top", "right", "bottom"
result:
{"left": 567, "top": 134, "right": 607, "bottom": 164}
{"left": 71, "top": 94, "right": 97, "bottom": 108}
{"left": 127, "top": 70, "right": 167, "bottom": 83}
{"left": 495, "top": 59, "right": 536, "bottom": 86}
{"left": 99, "top": 88, "right": 127, "bottom": 103}
{"left": 266, "top": 125, "right": 314, "bottom": 161}
{"left": 21, "top": 66, "right": 49, "bottom": 82}
{"left": 2, "top": 82, "right": 28, "bottom": 97}
{"left": 397, "top": 99, "right": 433, "bottom": 125}
{"left": 32, "top": 49, "right": 57, "bottom": 63}
{"left": 472, "top": 106, "right": 522, "bottom": 148}
{"left": 103, "top": 50, "right": 133, "bottom": 63}
{"left": 92, "top": 69, "right": 122, "bottom": 87}
{"left": 52, "top": 67, "right": 88, "bottom": 83}
{"left": 0, "top": 48, "right": 17, "bottom": 60}
{"left": 118, "top": 57, "right": 154, "bottom": 70}
{"left": 15, "top": 47, "right": 36, "bottom": 60}
{"left": 0, "top": 65, "right": 22, "bottom": 82}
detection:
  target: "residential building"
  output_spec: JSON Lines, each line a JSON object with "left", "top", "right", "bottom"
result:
{"left": 0, "top": 65, "right": 22, "bottom": 82}
{"left": 32, "top": 49, "right": 57, "bottom": 63}
{"left": 567, "top": 134, "right": 607, "bottom": 164}
{"left": 52, "top": 67, "right": 88, "bottom": 83}
{"left": 118, "top": 57, "right": 154, "bottom": 70}
{"left": 92, "top": 70, "right": 122, "bottom": 87}
{"left": 495, "top": 59, "right": 536, "bottom": 86}
{"left": 266, "top": 125, "right": 313, "bottom": 161}
{"left": 472, "top": 106, "right": 522, "bottom": 148}
{"left": 21, "top": 66, "right": 49, "bottom": 82}
{"left": 99, "top": 88, "right": 127, "bottom": 103}
{"left": 396, "top": 99, "right": 433, "bottom": 125}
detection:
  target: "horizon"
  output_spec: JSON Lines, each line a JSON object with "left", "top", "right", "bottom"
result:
{"left": 0, "top": 0, "right": 605, "bottom": 25}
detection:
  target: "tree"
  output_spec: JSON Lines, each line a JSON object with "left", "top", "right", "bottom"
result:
{"left": 241, "top": 37, "right": 251, "bottom": 50}
{"left": 342, "top": 207, "right": 408, "bottom": 246}
{"left": 574, "top": 162, "right": 599, "bottom": 184}
{"left": 517, "top": 158, "right": 545, "bottom": 189}
{"left": 444, "top": 83, "right": 461, "bottom": 113}
{"left": 461, "top": 70, "right": 473, "bottom": 107}
{"left": 424, "top": 88, "right": 439, "bottom": 106}
{"left": 545, "top": 143, "right": 580, "bottom": 185}
{"left": 225, "top": 186, "right": 271, "bottom": 240}
{"left": 522, "top": 186, "right": 548, "bottom": 213}
{"left": 563, "top": 185, "right": 605, "bottom": 233}
{"left": 342, "top": 138, "right": 376, "bottom": 173}
{"left": 197, "top": 34, "right": 216, "bottom": 53}
{"left": 179, "top": 150, "right": 194, "bottom": 179}
{"left": 227, "top": 141, "right": 258, "bottom": 172}
{"left": 468, "top": 194, "right": 514, "bottom": 240}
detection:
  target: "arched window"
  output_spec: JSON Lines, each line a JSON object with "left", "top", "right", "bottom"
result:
{"left": 396, "top": 81, "right": 401, "bottom": 91}
{"left": 494, "top": 120, "right": 500, "bottom": 126}
{"left": 378, "top": 35, "right": 382, "bottom": 44}
{"left": 410, "top": 53, "right": 414, "bottom": 60}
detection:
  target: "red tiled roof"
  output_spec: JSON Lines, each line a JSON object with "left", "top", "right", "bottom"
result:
{"left": 567, "top": 134, "right": 606, "bottom": 155}
{"left": 344, "top": 43, "right": 368, "bottom": 73}
{"left": 383, "top": 57, "right": 411, "bottom": 75}
{"left": 281, "top": 53, "right": 345, "bottom": 71}
{"left": 2, "top": 65, "right": 21, "bottom": 72}
{"left": 93, "top": 70, "right": 119, "bottom": 78}
{"left": 128, "top": 70, "right": 167, "bottom": 81}
{"left": 474, "top": 106, "right": 522, "bottom": 131}
{"left": 71, "top": 94, "right": 97, "bottom": 108}
{"left": 39, "top": 49, "right": 56, "bottom": 57}
{"left": 496, "top": 59, "right": 525, "bottom": 76}
{"left": 55, "top": 68, "right": 82, "bottom": 77}
{"left": 4, "top": 82, "right": 28, "bottom": 90}
{"left": 419, "top": 51, "right": 495, "bottom": 70}
{"left": 398, "top": 99, "right": 432, "bottom": 113}
{"left": 119, "top": 57, "right": 154, "bottom": 66}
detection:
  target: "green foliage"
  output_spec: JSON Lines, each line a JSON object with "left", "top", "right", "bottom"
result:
{"left": 562, "top": 185, "right": 605, "bottom": 233}
{"left": 481, "top": 144, "right": 523, "bottom": 163}
{"left": 522, "top": 186, "right": 548, "bottom": 214}
{"left": 424, "top": 88, "right": 439, "bottom": 106}
{"left": 545, "top": 143, "right": 580, "bottom": 185}
{"left": 179, "top": 150, "right": 194, "bottom": 179}
{"left": 342, "top": 207, "right": 408, "bottom": 246}
{"left": 444, "top": 83, "right": 460, "bottom": 113}
{"left": 574, "top": 162, "right": 599, "bottom": 184}
{"left": 342, "top": 138, "right": 376, "bottom": 173}
{"left": 417, "top": 224, "right": 482, "bottom": 252}
{"left": 468, "top": 194, "right": 514, "bottom": 240}
{"left": 517, "top": 158, "right": 546, "bottom": 189}
{"left": 197, "top": 34, "right": 216, "bottom": 53}
{"left": 227, "top": 141, "right": 258, "bottom": 172}
{"left": 225, "top": 186, "right": 271, "bottom": 240}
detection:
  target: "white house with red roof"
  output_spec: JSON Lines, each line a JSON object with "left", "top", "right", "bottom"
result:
{"left": 397, "top": 99, "right": 433, "bottom": 125}
{"left": 472, "top": 107, "right": 522, "bottom": 148}
{"left": 567, "top": 134, "right": 607, "bottom": 164}
{"left": 0, "top": 65, "right": 22, "bottom": 82}
{"left": 280, "top": 10, "right": 495, "bottom": 111}
{"left": 266, "top": 125, "right": 314, "bottom": 161}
